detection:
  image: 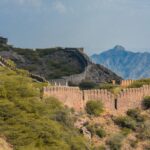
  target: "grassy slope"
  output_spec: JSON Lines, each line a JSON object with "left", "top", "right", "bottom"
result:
{"left": 0, "top": 67, "right": 89, "bottom": 150}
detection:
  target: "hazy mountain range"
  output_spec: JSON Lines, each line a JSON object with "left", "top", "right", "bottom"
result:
{"left": 91, "top": 45, "right": 150, "bottom": 79}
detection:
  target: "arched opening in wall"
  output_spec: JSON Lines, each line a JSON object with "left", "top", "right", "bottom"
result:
{"left": 115, "top": 99, "right": 118, "bottom": 110}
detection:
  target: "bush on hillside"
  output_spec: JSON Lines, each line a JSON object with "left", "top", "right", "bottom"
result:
{"left": 96, "top": 128, "right": 106, "bottom": 138}
{"left": 142, "top": 96, "right": 150, "bottom": 109}
{"left": 127, "top": 108, "right": 145, "bottom": 122}
{"left": 107, "top": 133, "right": 125, "bottom": 150}
{"left": 113, "top": 116, "right": 136, "bottom": 130}
{"left": 79, "top": 80, "right": 98, "bottom": 90}
{"left": 137, "top": 120, "right": 150, "bottom": 140}
{"left": 86, "top": 124, "right": 106, "bottom": 138}
{"left": 99, "top": 83, "right": 118, "bottom": 90}
{"left": 121, "top": 128, "right": 132, "bottom": 136}
{"left": 86, "top": 100, "right": 104, "bottom": 116}
{"left": 86, "top": 124, "right": 96, "bottom": 136}
{"left": 53, "top": 109, "right": 74, "bottom": 127}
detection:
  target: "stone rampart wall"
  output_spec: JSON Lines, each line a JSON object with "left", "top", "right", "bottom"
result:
{"left": 83, "top": 89, "right": 115, "bottom": 113}
{"left": 121, "top": 80, "right": 135, "bottom": 87}
{"left": 43, "top": 86, "right": 84, "bottom": 111}
{"left": 43, "top": 85, "right": 150, "bottom": 114}
{"left": 117, "top": 85, "right": 150, "bottom": 113}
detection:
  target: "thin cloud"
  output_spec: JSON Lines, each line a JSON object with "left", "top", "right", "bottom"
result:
{"left": 53, "top": 1, "right": 67, "bottom": 14}
{"left": 4, "top": 0, "right": 43, "bottom": 8}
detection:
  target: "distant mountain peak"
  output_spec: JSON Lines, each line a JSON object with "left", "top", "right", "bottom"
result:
{"left": 113, "top": 45, "right": 125, "bottom": 51}
{"left": 91, "top": 47, "right": 150, "bottom": 79}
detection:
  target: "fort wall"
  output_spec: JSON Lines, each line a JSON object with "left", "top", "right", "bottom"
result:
{"left": 121, "top": 80, "right": 135, "bottom": 87}
{"left": 117, "top": 85, "right": 150, "bottom": 113}
{"left": 49, "top": 65, "right": 92, "bottom": 85}
{"left": 43, "top": 84, "right": 150, "bottom": 114}
{"left": 83, "top": 89, "right": 115, "bottom": 113}
{"left": 43, "top": 86, "right": 84, "bottom": 111}
{"left": 0, "top": 36, "right": 8, "bottom": 45}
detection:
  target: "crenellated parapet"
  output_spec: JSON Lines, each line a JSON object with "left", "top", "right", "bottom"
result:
{"left": 120, "top": 80, "right": 135, "bottom": 87}
{"left": 43, "top": 85, "right": 150, "bottom": 114}
{"left": 43, "top": 86, "right": 84, "bottom": 111}
{"left": 117, "top": 85, "right": 150, "bottom": 113}
{"left": 83, "top": 89, "right": 115, "bottom": 113}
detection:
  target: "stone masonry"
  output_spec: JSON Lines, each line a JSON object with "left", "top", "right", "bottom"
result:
{"left": 43, "top": 84, "right": 150, "bottom": 114}
{"left": 121, "top": 80, "right": 134, "bottom": 87}
{"left": 43, "top": 86, "right": 84, "bottom": 111}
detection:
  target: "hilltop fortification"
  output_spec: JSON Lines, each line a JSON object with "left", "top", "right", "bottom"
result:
{"left": 0, "top": 36, "right": 8, "bottom": 45}
{"left": 0, "top": 38, "right": 122, "bottom": 85}
{"left": 43, "top": 81, "right": 150, "bottom": 114}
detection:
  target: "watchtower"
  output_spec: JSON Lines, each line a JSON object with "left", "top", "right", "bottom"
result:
{"left": 0, "top": 36, "right": 8, "bottom": 45}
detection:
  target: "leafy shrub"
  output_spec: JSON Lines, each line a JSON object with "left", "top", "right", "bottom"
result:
{"left": 86, "top": 124, "right": 106, "bottom": 139}
{"left": 120, "top": 128, "right": 131, "bottom": 136}
{"left": 99, "top": 83, "right": 116, "bottom": 89}
{"left": 96, "top": 128, "right": 106, "bottom": 138}
{"left": 36, "top": 47, "right": 61, "bottom": 56}
{"left": 107, "top": 133, "right": 125, "bottom": 150}
{"left": 79, "top": 80, "right": 98, "bottom": 90}
{"left": 127, "top": 108, "right": 145, "bottom": 122}
{"left": 137, "top": 120, "right": 150, "bottom": 140}
{"left": 113, "top": 116, "right": 136, "bottom": 130}
{"left": 142, "top": 96, "right": 150, "bottom": 109}
{"left": 86, "top": 100, "right": 104, "bottom": 116}
{"left": 86, "top": 124, "right": 96, "bottom": 136}
{"left": 53, "top": 109, "right": 74, "bottom": 127}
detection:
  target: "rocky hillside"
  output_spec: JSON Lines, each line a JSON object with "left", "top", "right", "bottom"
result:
{"left": 91, "top": 45, "right": 150, "bottom": 79}
{"left": 75, "top": 108, "right": 150, "bottom": 150}
{"left": 0, "top": 41, "right": 122, "bottom": 84}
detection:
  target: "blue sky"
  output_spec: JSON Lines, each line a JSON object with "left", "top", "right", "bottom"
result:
{"left": 0, "top": 0, "right": 150, "bottom": 54}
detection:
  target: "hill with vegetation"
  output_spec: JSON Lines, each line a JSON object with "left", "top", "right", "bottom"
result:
{"left": 0, "top": 67, "right": 90, "bottom": 150}
{"left": 0, "top": 57, "right": 149, "bottom": 150}
{"left": 91, "top": 45, "right": 150, "bottom": 79}
{"left": 0, "top": 41, "right": 122, "bottom": 84}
